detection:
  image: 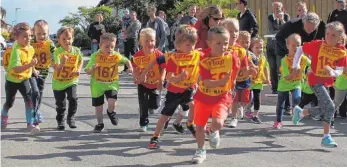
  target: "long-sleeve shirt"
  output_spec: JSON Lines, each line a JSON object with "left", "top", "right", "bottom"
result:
{"left": 146, "top": 17, "right": 167, "bottom": 51}
{"left": 327, "top": 9, "right": 347, "bottom": 31}
{"left": 267, "top": 13, "right": 290, "bottom": 48}
{"left": 125, "top": 19, "right": 141, "bottom": 39}
{"left": 237, "top": 9, "right": 259, "bottom": 38}
{"left": 87, "top": 22, "right": 105, "bottom": 43}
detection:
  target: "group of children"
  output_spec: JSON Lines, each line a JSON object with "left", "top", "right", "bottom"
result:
{"left": 1, "top": 16, "right": 346, "bottom": 164}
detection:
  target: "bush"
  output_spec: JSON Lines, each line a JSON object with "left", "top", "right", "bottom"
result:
{"left": 73, "top": 28, "right": 91, "bottom": 50}
{"left": 2, "top": 32, "right": 10, "bottom": 41}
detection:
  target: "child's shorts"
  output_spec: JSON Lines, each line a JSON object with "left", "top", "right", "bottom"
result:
{"left": 194, "top": 99, "right": 230, "bottom": 127}
{"left": 233, "top": 88, "right": 250, "bottom": 104}
{"left": 92, "top": 90, "right": 118, "bottom": 107}
{"left": 161, "top": 88, "right": 193, "bottom": 116}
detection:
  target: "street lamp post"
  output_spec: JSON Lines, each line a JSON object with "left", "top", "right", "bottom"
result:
{"left": 15, "top": 8, "right": 21, "bottom": 24}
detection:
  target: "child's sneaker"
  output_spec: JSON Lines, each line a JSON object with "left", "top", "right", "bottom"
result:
{"left": 27, "top": 124, "right": 40, "bottom": 135}
{"left": 107, "top": 111, "right": 119, "bottom": 126}
{"left": 191, "top": 148, "right": 206, "bottom": 164}
{"left": 148, "top": 109, "right": 155, "bottom": 114}
{"left": 37, "top": 112, "right": 44, "bottom": 123}
{"left": 292, "top": 106, "right": 303, "bottom": 125}
{"left": 252, "top": 116, "right": 262, "bottom": 124}
{"left": 67, "top": 117, "right": 77, "bottom": 129}
{"left": 186, "top": 122, "right": 196, "bottom": 137}
{"left": 273, "top": 121, "right": 283, "bottom": 129}
{"left": 173, "top": 123, "right": 185, "bottom": 134}
{"left": 57, "top": 120, "right": 65, "bottom": 130}
{"left": 283, "top": 107, "right": 292, "bottom": 116}
{"left": 148, "top": 137, "right": 159, "bottom": 149}
{"left": 139, "top": 125, "right": 148, "bottom": 132}
{"left": 208, "top": 129, "right": 220, "bottom": 148}
{"left": 94, "top": 123, "right": 104, "bottom": 133}
{"left": 1, "top": 115, "right": 8, "bottom": 128}
{"left": 246, "top": 112, "right": 253, "bottom": 119}
{"left": 321, "top": 135, "right": 338, "bottom": 148}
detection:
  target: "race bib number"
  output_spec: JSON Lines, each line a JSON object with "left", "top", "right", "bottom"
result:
{"left": 133, "top": 53, "right": 160, "bottom": 84}
{"left": 316, "top": 43, "right": 346, "bottom": 77}
{"left": 32, "top": 41, "right": 51, "bottom": 69}
{"left": 53, "top": 54, "right": 79, "bottom": 82}
{"left": 3, "top": 48, "right": 12, "bottom": 70}
{"left": 198, "top": 55, "right": 233, "bottom": 96}
{"left": 94, "top": 54, "right": 121, "bottom": 83}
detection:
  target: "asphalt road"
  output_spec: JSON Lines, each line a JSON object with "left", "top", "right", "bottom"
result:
{"left": 1, "top": 66, "right": 347, "bottom": 167}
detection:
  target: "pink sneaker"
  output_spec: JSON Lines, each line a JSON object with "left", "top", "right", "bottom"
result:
{"left": 273, "top": 121, "right": 283, "bottom": 129}
{"left": 246, "top": 112, "right": 253, "bottom": 119}
{"left": 1, "top": 116, "right": 8, "bottom": 128}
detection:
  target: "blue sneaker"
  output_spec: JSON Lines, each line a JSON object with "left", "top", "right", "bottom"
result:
{"left": 292, "top": 106, "right": 303, "bottom": 125}
{"left": 321, "top": 136, "right": 338, "bottom": 148}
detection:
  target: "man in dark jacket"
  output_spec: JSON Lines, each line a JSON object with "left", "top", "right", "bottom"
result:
{"left": 146, "top": 6, "right": 167, "bottom": 51}
{"left": 237, "top": 0, "right": 259, "bottom": 38}
{"left": 88, "top": 14, "right": 106, "bottom": 54}
{"left": 328, "top": 0, "right": 347, "bottom": 30}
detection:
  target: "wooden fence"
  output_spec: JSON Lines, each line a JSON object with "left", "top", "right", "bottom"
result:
{"left": 233, "top": 0, "right": 336, "bottom": 37}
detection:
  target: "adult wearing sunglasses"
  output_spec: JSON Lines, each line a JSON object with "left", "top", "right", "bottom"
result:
{"left": 236, "top": 0, "right": 259, "bottom": 38}
{"left": 194, "top": 5, "right": 224, "bottom": 49}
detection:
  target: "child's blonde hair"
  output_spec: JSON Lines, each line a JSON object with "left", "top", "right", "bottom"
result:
{"left": 326, "top": 21, "right": 346, "bottom": 36}
{"left": 238, "top": 31, "right": 251, "bottom": 40}
{"left": 12, "top": 22, "right": 31, "bottom": 37}
{"left": 100, "top": 33, "right": 117, "bottom": 44}
{"left": 251, "top": 37, "right": 264, "bottom": 50}
{"left": 220, "top": 18, "right": 239, "bottom": 31}
{"left": 57, "top": 26, "right": 74, "bottom": 39}
{"left": 207, "top": 26, "right": 230, "bottom": 41}
{"left": 175, "top": 25, "right": 198, "bottom": 46}
{"left": 139, "top": 28, "right": 156, "bottom": 45}
{"left": 33, "top": 20, "right": 49, "bottom": 40}
{"left": 286, "top": 33, "right": 301, "bottom": 45}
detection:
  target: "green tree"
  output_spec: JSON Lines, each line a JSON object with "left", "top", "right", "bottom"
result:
{"left": 170, "top": 0, "right": 238, "bottom": 18}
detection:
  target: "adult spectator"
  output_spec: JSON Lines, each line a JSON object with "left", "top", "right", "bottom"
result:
{"left": 180, "top": 5, "right": 198, "bottom": 25}
{"left": 194, "top": 5, "right": 224, "bottom": 49}
{"left": 146, "top": 6, "right": 167, "bottom": 51}
{"left": 123, "top": 11, "right": 141, "bottom": 73}
{"left": 328, "top": 0, "right": 347, "bottom": 31}
{"left": 296, "top": 1, "right": 308, "bottom": 18}
{"left": 122, "top": 9, "right": 131, "bottom": 29}
{"left": 158, "top": 10, "right": 171, "bottom": 52}
{"left": 170, "top": 12, "right": 183, "bottom": 49}
{"left": 88, "top": 14, "right": 106, "bottom": 54}
{"left": 266, "top": 1, "right": 290, "bottom": 94}
{"left": 237, "top": 0, "right": 259, "bottom": 38}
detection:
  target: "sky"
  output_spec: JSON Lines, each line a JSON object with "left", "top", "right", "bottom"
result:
{"left": 1, "top": 0, "right": 99, "bottom": 34}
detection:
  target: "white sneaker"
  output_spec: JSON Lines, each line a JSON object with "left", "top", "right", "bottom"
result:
{"left": 209, "top": 130, "right": 220, "bottom": 148}
{"left": 228, "top": 118, "right": 238, "bottom": 128}
{"left": 28, "top": 125, "right": 40, "bottom": 135}
{"left": 138, "top": 125, "right": 148, "bottom": 132}
{"left": 238, "top": 107, "right": 244, "bottom": 120}
{"left": 191, "top": 148, "right": 206, "bottom": 164}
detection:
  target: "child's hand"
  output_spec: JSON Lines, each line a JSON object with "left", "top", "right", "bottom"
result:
{"left": 157, "top": 80, "right": 163, "bottom": 91}
{"left": 265, "top": 79, "right": 271, "bottom": 84}
{"left": 324, "top": 65, "right": 333, "bottom": 72}
{"left": 221, "top": 71, "right": 232, "bottom": 84}
{"left": 127, "top": 67, "right": 133, "bottom": 74}
{"left": 33, "top": 69, "right": 40, "bottom": 77}
{"left": 138, "top": 73, "right": 147, "bottom": 84}
{"left": 92, "top": 64, "right": 100, "bottom": 70}
{"left": 70, "top": 71, "right": 80, "bottom": 78}
{"left": 30, "top": 58, "right": 38, "bottom": 66}
{"left": 249, "top": 67, "right": 257, "bottom": 76}
{"left": 61, "top": 55, "right": 68, "bottom": 64}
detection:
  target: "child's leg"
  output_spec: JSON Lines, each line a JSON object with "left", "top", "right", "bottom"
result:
{"left": 193, "top": 100, "right": 211, "bottom": 148}
{"left": 107, "top": 98, "right": 117, "bottom": 114}
{"left": 252, "top": 89, "right": 261, "bottom": 117}
{"left": 291, "top": 88, "right": 302, "bottom": 108}
{"left": 245, "top": 90, "right": 253, "bottom": 118}
{"left": 35, "top": 75, "right": 47, "bottom": 118}
{"left": 53, "top": 89, "right": 67, "bottom": 126}
{"left": 29, "top": 77, "right": 40, "bottom": 121}
{"left": 2, "top": 81, "right": 18, "bottom": 119}
{"left": 105, "top": 90, "right": 119, "bottom": 126}
{"left": 66, "top": 85, "right": 78, "bottom": 123}
{"left": 333, "top": 88, "right": 347, "bottom": 114}
{"left": 276, "top": 91, "right": 288, "bottom": 122}
{"left": 299, "top": 92, "right": 313, "bottom": 109}
{"left": 153, "top": 115, "right": 171, "bottom": 137}
{"left": 187, "top": 101, "right": 194, "bottom": 124}
{"left": 231, "top": 89, "right": 240, "bottom": 118}
{"left": 137, "top": 85, "right": 149, "bottom": 127}
{"left": 95, "top": 105, "right": 104, "bottom": 124}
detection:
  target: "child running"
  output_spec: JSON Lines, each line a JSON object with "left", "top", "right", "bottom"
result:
{"left": 147, "top": 25, "right": 201, "bottom": 149}
{"left": 292, "top": 21, "right": 347, "bottom": 147}
{"left": 132, "top": 28, "right": 163, "bottom": 132}
{"left": 191, "top": 26, "right": 240, "bottom": 164}
{"left": 52, "top": 26, "right": 83, "bottom": 130}
{"left": 229, "top": 31, "right": 257, "bottom": 128}
{"left": 30, "top": 20, "right": 56, "bottom": 125}
{"left": 1, "top": 22, "right": 40, "bottom": 134}
{"left": 273, "top": 34, "right": 310, "bottom": 129}
{"left": 85, "top": 33, "right": 133, "bottom": 132}
{"left": 245, "top": 37, "right": 270, "bottom": 123}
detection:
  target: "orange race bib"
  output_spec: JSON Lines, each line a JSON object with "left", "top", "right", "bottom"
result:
{"left": 94, "top": 53, "right": 122, "bottom": 83}
{"left": 251, "top": 56, "right": 266, "bottom": 84}
{"left": 3, "top": 47, "right": 12, "bottom": 71}
{"left": 53, "top": 53, "right": 79, "bottom": 82}
{"left": 7, "top": 48, "right": 34, "bottom": 81}
{"left": 168, "top": 51, "right": 200, "bottom": 89}
{"left": 32, "top": 41, "right": 51, "bottom": 69}
{"left": 133, "top": 53, "right": 160, "bottom": 85}
{"left": 316, "top": 43, "right": 347, "bottom": 77}
{"left": 198, "top": 54, "right": 233, "bottom": 96}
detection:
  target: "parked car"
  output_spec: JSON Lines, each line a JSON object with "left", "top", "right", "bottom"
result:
{"left": 0, "top": 35, "right": 7, "bottom": 50}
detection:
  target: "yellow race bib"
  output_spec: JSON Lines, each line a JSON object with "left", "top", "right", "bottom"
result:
{"left": 3, "top": 47, "right": 12, "bottom": 71}
{"left": 168, "top": 50, "right": 200, "bottom": 89}
{"left": 198, "top": 54, "right": 233, "bottom": 96}
{"left": 32, "top": 40, "right": 51, "bottom": 69}
{"left": 316, "top": 43, "right": 347, "bottom": 77}
{"left": 251, "top": 55, "right": 266, "bottom": 84}
{"left": 94, "top": 53, "right": 122, "bottom": 83}
{"left": 133, "top": 52, "right": 160, "bottom": 85}
{"left": 284, "top": 56, "right": 308, "bottom": 82}
{"left": 53, "top": 53, "right": 80, "bottom": 82}
{"left": 8, "top": 48, "right": 34, "bottom": 81}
